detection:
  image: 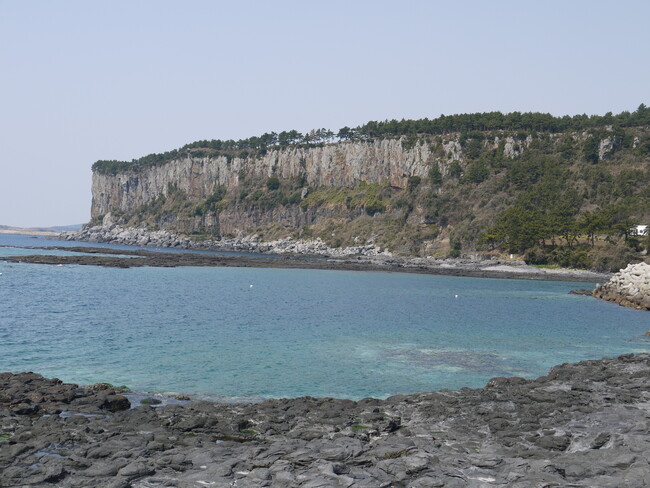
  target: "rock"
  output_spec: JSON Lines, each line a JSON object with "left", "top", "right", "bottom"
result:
{"left": 54, "top": 224, "right": 614, "bottom": 283}
{"left": 599, "top": 137, "right": 614, "bottom": 160}
{"left": 64, "top": 224, "right": 394, "bottom": 260}
{"left": 605, "top": 454, "right": 637, "bottom": 469}
{"left": 84, "top": 459, "right": 128, "bottom": 476}
{"left": 140, "top": 397, "right": 162, "bottom": 405}
{"left": 536, "top": 433, "right": 571, "bottom": 451}
{"left": 591, "top": 432, "right": 611, "bottom": 449}
{"left": 569, "top": 289, "right": 593, "bottom": 296}
{"left": 2, "top": 355, "right": 650, "bottom": 486}
{"left": 593, "top": 262, "right": 650, "bottom": 310}
{"left": 485, "top": 376, "right": 527, "bottom": 388}
{"left": 117, "top": 461, "right": 154, "bottom": 477}
{"left": 100, "top": 394, "right": 131, "bottom": 412}
{"left": 89, "top": 140, "right": 440, "bottom": 220}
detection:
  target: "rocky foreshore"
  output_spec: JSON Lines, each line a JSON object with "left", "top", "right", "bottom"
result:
{"left": 3, "top": 354, "right": 650, "bottom": 487}
{"left": 61, "top": 223, "right": 391, "bottom": 258}
{"left": 58, "top": 224, "right": 610, "bottom": 282}
{"left": 593, "top": 262, "right": 650, "bottom": 310}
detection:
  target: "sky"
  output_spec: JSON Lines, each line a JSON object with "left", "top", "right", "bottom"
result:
{"left": 0, "top": 0, "right": 648, "bottom": 227}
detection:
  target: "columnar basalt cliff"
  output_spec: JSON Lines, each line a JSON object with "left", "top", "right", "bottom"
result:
{"left": 89, "top": 133, "right": 535, "bottom": 258}
{"left": 87, "top": 110, "right": 650, "bottom": 267}
{"left": 91, "top": 137, "right": 468, "bottom": 218}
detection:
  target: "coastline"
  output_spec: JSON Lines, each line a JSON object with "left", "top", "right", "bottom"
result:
{"left": 0, "top": 228, "right": 60, "bottom": 236}
{"left": 0, "top": 223, "right": 597, "bottom": 282}
{"left": 2, "top": 244, "right": 611, "bottom": 282}
{"left": 3, "top": 353, "right": 650, "bottom": 486}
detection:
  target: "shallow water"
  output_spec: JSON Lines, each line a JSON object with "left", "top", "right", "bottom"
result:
{"left": 1, "top": 234, "right": 648, "bottom": 400}
{"left": 0, "top": 233, "right": 278, "bottom": 258}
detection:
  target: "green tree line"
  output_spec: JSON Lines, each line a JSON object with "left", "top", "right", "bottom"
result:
{"left": 93, "top": 104, "right": 650, "bottom": 175}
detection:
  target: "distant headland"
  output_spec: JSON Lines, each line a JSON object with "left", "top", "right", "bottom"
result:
{"left": 85, "top": 106, "right": 650, "bottom": 273}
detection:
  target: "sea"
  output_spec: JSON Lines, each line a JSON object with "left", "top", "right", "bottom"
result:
{"left": 1, "top": 233, "right": 649, "bottom": 401}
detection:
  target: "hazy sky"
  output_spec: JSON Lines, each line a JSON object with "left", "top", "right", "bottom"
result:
{"left": 1, "top": 0, "right": 648, "bottom": 227}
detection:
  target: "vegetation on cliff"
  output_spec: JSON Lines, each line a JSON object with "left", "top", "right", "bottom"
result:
{"left": 92, "top": 106, "right": 650, "bottom": 271}
{"left": 92, "top": 105, "right": 650, "bottom": 175}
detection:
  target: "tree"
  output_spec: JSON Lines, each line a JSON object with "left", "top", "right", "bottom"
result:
{"left": 578, "top": 211, "right": 608, "bottom": 247}
{"left": 428, "top": 164, "right": 442, "bottom": 184}
{"left": 464, "top": 161, "right": 489, "bottom": 183}
{"left": 337, "top": 127, "right": 354, "bottom": 140}
{"left": 278, "top": 130, "right": 303, "bottom": 146}
{"left": 583, "top": 135, "right": 600, "bottom": 164}
{"left": 316, "top": 128, "right": 334, "bottom": 143}
{"left": 488, "top": 206, "right": 548, "bottom": 253}
{"left": 259, "top": 132, "right": 278, "bottom": 147}
{"left": 449, "top": 240, "right": 462, "bottom": 258}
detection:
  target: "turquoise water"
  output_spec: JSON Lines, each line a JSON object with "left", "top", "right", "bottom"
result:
{"left": 1, "top": 234, "right": 649, "bottom": 400}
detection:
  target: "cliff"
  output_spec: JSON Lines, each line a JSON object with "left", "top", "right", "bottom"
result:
{"left": 88, "top": 115, "right": 650, "bottom": 268}
{"left": 91, "top": 137, "right": 473, "bottom": 217}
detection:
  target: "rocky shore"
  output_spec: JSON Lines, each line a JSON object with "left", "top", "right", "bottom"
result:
{"left": 56, "top": 224, "right": 610, "bottom": 282}
{"left": 2, "top": 354, "right": 650, "bottom": 487}
{"left": 593, "top": 262, "right": 650, "bottom": 310}
{"left": 61, "top": 223, "right": 391, "bottom": 258}
{"left": 3, "top": 245, "right": 610, "bottom": 283}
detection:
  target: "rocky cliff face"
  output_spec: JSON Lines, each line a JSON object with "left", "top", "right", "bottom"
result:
{"left": 91, "top": 139, "right": 425, "bottom": 217}
{"left": 86, "top": 126, "right": 650, "bottom": 262}
{"left": 91, "top": 136, "right": 528, "bottom": 219}
{"left": 153, "top": 205, "right": 367, "bottom": 237}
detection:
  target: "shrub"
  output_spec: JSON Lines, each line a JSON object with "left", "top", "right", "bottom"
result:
{"left": 449, "top": 161, "right": 462, "bottom": 178}
{"left": 583, "top": 135, "right": 600, "bottom": 164}
{"left": 589, "top": 243, "right": 640, "bottom": 272}
{"left": 449, "top": 240, "right": 461, "bottom": 258}
{"left": 464, "top": 161, "right": 489, "bottom": 183}
{"left": 266, "top": 176, "right": 280, "bottom": 190}
{"left": 407, "top": 176, "right": 422, "bottom": 191}
{"left": 365, "top": 199, "right": 386, "bottom": 216}
{"left": 524, "top": 246, "right": 549, "bottom": 265}
{"left": 428, "top": 164, "right": 442, "bottom": 184}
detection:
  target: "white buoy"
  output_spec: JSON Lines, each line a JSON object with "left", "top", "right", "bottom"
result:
{"left": 249, "top": 284, "right": 253, "bottom": 288}
{"left": 454, "top": 294, "right": 458, "bottom": 298}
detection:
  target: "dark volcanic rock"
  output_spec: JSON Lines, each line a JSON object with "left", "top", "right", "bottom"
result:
{"left": 2, "top": 354, "right": 650, "bottom": 486}
{"left": 99, "top": 393, "right": 131, "bottom": 412}
{"left": 570, "top": 288, "right": 593, "bottom": 296}
{"left": 1, "top": 243, "right": 611, "bottom": 282}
